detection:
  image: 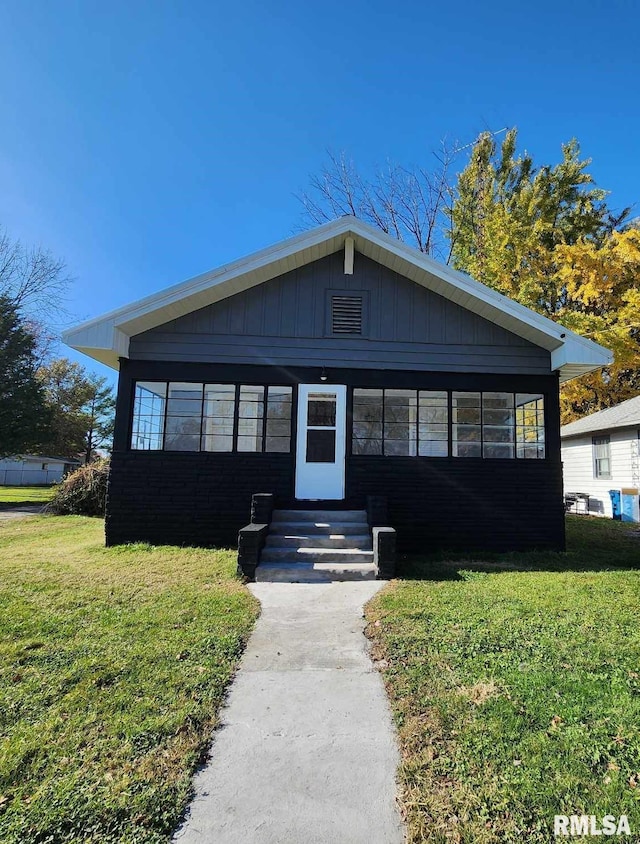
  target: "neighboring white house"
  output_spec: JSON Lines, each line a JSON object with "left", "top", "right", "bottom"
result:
{"left": 561, "top": 395, "right": 640, "bottom": 521}
{"left": 0, "top": 455, "right": 80, "bottom": 486}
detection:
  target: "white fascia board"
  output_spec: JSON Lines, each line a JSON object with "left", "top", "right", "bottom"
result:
{"left": 62, "top": 215, "right": 612, "bottom": 376}
{"left": 551, "top": 337, "right": 613, "bottom": 372}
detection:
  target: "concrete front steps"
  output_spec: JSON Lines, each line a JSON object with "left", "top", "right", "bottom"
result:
{"left": 257, "top": 509, "right": 376, "bottom": 582}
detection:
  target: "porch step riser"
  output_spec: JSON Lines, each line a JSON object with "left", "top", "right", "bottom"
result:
{"left": 261, "top": 549, "right": 374, "bottom": 564}
{"left": 269, "top": 521, "right": 368, "bottom": 535}
{"left": 272, "top": 509, "right": 368, "bottom": 523}
{"left": 255, "top": 563, "right": 377, "bottom": 583}
{"left": 265, "top": 535, "right": 372, "bottom": 550}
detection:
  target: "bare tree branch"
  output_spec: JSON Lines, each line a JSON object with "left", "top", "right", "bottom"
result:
{"left": 0, "top": 226, "right": 71, "bottom": 319}
{"left": 297, "top": 141, "right": 460, "bottom": 262}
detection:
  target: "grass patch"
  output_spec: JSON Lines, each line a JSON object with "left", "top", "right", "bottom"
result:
{"left": 0, "top": 516, "right": 258, "bottom": 843}
{"left": 0, "top": 486, "right": 55, "bottom": 506}
{"left": 367, "top": 517, "right": 640, "bottom": 843}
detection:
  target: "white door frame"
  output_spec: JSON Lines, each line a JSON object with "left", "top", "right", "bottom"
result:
{"left": 295, "top": 384, "right": 347, "bottom": 500}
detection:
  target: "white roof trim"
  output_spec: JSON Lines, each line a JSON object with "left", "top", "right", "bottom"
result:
{"left": 62, "top": 216, "right": 612, "bottom": 380}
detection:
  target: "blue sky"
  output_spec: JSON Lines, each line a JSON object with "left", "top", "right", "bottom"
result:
{"left": 1, "top": 0, "right": 638, "bottom": 386}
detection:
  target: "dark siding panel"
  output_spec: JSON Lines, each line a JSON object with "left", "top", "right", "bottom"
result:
{"left": 108, "top": 360, "right": 564, "bottom": 552}
{"left": 106, "top": 452, "right": 294, "bottom": 548}
{"left": 346, "top": 457, "right": 565, "bottom": 552}
{"left": 129, "top": 252, "right": 551, "bottom": 374}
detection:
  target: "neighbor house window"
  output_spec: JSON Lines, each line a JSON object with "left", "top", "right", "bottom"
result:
{"left": 130, "top": 381, "right": 292, "bottom": 453}
{"left": 593, "top": 435, "right": 611, "bottom": 478}
{"left": 353, "top": 389, "right": 545, "bottom": 459}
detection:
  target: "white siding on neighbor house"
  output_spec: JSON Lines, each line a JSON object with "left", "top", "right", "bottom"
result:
{"left": 561, "top": 426, "right": 640, "bottom": 517}
{"left": 0, "top": 458, "right": 69, "bottom": 486}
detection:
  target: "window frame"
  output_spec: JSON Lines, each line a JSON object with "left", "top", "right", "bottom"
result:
{"left": 350, "top": 388, "right": 547, "bottom": 460}
{"left": 592, "top": 434, "right": 612, "bottom": 479}
{"left": 129, "top": 380, "right": 293, "bottom": 454}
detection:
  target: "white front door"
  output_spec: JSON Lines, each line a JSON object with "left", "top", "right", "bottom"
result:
{"left": 295, "top": 384, "right": 346, "bottom": 500}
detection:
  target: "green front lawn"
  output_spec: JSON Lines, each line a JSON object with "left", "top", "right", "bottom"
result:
{"left": 0, "top": 486, "right": 56, "bottom": 506}
{"left": 0, "top": 517, "right": 258, "bottom": 843}
{"left": 367, "top": 516, "right": 640, "bottom": 843}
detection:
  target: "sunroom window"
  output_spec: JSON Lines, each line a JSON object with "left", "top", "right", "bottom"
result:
{"left": 130, "top": 381, "right": 292, "bottom": 453}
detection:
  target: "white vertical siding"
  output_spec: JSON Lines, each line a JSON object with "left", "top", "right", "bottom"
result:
{"left": 561, "top": 427, "right": 639, "bottom": 517}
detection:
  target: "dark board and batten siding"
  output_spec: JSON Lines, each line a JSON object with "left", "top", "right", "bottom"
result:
{"left": 107, "top": 360, "right": 565, "bottom": 552}
{"left": 129, "top": 252, "right": 551, "bottom": 374}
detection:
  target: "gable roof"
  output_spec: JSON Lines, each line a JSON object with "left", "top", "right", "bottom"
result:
{"left": 561, "top": 394, "right": 640, "bottom": 438}
{"left": 62, "top": 216, "right": 611, "bottom": 381}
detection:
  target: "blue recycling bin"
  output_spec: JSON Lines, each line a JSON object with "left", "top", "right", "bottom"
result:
{"left": 609, "top": 489, "right": 621, "bottom": 520}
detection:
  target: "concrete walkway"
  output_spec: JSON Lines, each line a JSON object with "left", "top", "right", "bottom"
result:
{"left": 174, "top": 581, "right": 405, "bottom": 844}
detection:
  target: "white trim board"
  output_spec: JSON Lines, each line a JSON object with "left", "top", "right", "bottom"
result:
{"left": 62, "top": 216, "right": 612, "bottom": 380}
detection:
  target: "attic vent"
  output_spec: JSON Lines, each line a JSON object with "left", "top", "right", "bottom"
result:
{"left": 331, "top": 295, "right": 363, "bottom": 334}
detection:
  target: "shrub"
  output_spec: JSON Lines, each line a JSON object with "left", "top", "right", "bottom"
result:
{"left": 48, "top": 459, "right": 109, "bottom": 516}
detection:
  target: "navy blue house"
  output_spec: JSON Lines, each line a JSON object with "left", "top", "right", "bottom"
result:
{"left": 63, "top": 217, "right": 610, "bottom": 553}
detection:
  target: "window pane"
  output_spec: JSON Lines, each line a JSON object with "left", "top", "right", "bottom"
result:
{"left": 483, "top": 392, "right": 514, "bottom": 409}
{"left": 384, "top": 423, "right": 416, "bottom": 440}
{"left": 238, "top": 435, "right": 263, "bottom": 452}
{"left": 308, "top": 395, "right": 336, "bottom": 426}
{"left": 266, "top": 386, "right": 292, "bottom": 419}
{"left": 418, "top": 425, "right": 447, "bottom": 440}
{"left": 454, "top": 442, "right": 482, "bottom": 458}
{"left": 202, "top": 418, "right": 234, "bottom": 437}
{"left": 384, "top": 391, "right": 416, "bottom": 455}
{"left": 204, "top": 384, "right": 235, "bottom": 419}
{"left": 165, "top": 416, "right": 200, "bottom": 435}
{"left": 418, "top": 391, "right": 449, "bottom": 457}
{"left": 419, "top": 406, "right": 447, "bottom": 424}
{"left": 164, "top": 433, "right": 200, "bottom": 451}
{"left": 456, "top": 425, "right": 481, "bottom": 442}
{"left": 240, "top": 385, "right": 265, "bottom": 402}
{"left": 419, "top": 440, "right": 448, "bottom": 457}
{"left": 516, "top": 393, "right": 545, "bottom": 459}
{"left": 483, "top": 426, "right": 513, "bottom": 443}
{"left": 167, "top": 398, "right": 202, "bottom": 416}
{"left": 131, "top": 382, "right": 166, "bottom": 450}
{"left": 385, "top": 439, "right": 417, "bottom": 456}
{"left": 265, "top": 420, "right": 290, "bottom": 438}
{"left": 202, "top": 435, "right": 233, "bottom": 452}
{"left": 265, "top": 387, "right": 292, "bottom": 452}
{"left": 452, "top": 392, "right": 480, "bottom": 408}
{"left": 353, "top": 421, "right": 383, "bottom": 440}
{"left": 484, "top": 443, "right": 514, "bottom": 458}
{"left": 238, "top": 418, "right": 264, "bottom": 439}
{"left": 265, "top": 437, "right": 290, "bottom": 453}
{"left": 168, "top": 382, "right": 203, "bottom": 401}
{"left": 352, "top": 438, "right": 382, "bottom": 455}
{"left": 239, "top": 400, "right": 264, "bottom": 418}
{"left": 307, "top": 429, "right": 336, "bottom": 462}
{"left": 455, "top": 407, "right": 481, "bottom": 424}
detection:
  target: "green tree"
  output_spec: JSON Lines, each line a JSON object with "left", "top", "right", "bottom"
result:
{"left": 0, "top": 295, "right": 51, "bottom": 457}
{"left": 37, "top": 359, "right": 115, "bottom": 460}
{"left": 82, "top": 376, "right": 116, "bottom": 462}
{"left": 449, "top": 129, "right": 636, "bottom": 421}
{"left": 449, "top": 128, "right": 625, "bottom": 310}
